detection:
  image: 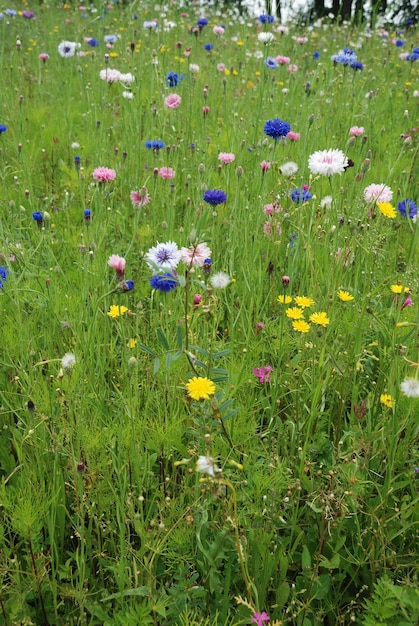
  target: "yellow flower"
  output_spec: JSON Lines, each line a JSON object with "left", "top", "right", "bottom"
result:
{"left": 390, "top": 284, "right": 409, "bottom": 294}
{"left": 286, "top": 306, "right": 304, "bottom": 320}
{"left": 377, "top": 202, "right": 397, "bottom": 218}
{"left": 107, "top": 305, "right": 128, "bottom": 319}
{"left": 292, "top": 320, "right": 310, "bottom": 333}
{"left": 127, "top": 338, "right": 137, "bottom": 349}
{"left": 186, "top": 377, "right": 216, "bottom": 401}
{"left": 338, "top": 290, "right": 354, "bottom": 302}
{"left": 294, "top": 295, "right": 315, "bottom": 308}
{"left": 309, "top": 311, "right": 330, "bottom": 327}
{"left": 277, "top": 294, "right": 292, "bottom": 304}
{"left": 380, "top": 393, "right": 394, "bottom": 408}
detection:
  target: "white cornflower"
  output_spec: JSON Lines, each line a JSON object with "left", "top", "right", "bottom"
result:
{"left": 119, "top": 72, "right": 135, "bottom": 84}
{"left": 258, "top": 32, "right": 275, "bottom": 43}
{"left": 320, "top": 195, "right": 333, "bottom": 209}
{"left": 400, "top": 378, "right": 419, "bottom": 398}
{"left": 145, "top": 241, "right": 181, "bottom": 271}
{"left": 58, "top": 41, "right": 80, "bottom": 58}
{"left": 99, "top": 68, "right": 122, "bottom": 83}
{"left": 122, "top": 91, "right": 134, "bottom": 99}
{"left": 308, "top": 148, "right": 349, "bottom": 176}
{"left": 210, "top": 272, "right": 231, "bottom": 289}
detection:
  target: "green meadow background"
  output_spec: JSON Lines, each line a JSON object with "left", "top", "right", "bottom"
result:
{"left": 0, "top": 1, "right": 418, "bottom": 624}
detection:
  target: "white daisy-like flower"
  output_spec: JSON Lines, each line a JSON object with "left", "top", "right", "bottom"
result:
{"left": 279, "top": 161, "right": 299, "bottom": 176}
{"left": 308, "top": 149, "right": 349, "bottom": 176}
{"left": 145, "top": 241, "right": 181, "bottom": 271}
{"left": 196, "top": 455, "right": 221, "bottom": 477}
{"left": 258, "top": 32, "right": 275, "bottom": 43}
{"left": 210, "top": 272, "right": 231, "bottom": 289}
{"left": 400, "top": 378, "right": 419, "bottom": 398}
{"left": 61, "top": 352, "right": 76, "bottom": 371}
{"left": 58, "top": 41, "right": 80, "bottom": 58}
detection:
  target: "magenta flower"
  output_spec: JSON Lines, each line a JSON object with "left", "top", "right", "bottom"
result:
{"left": 130, "top": 188, "right": 150, "bottom": 207}
{"left": 287, "top": 131, "right": 301, "bottom": 141}
{"left": 108, "top": 254, "right": 126, "bottom": 278}
{"left": 260, "top": 161, "right": 271, "bottom": 172}
{"left": 251, "top": 612, "right": 270, "bottom": 626}
{"left": 253, "top": 366, "right": 274, "bottom": 383}
{"left": 92, "top": 166, "right": 116, "bottom": 183}
{"left": 39, "top": 53, "right": 49, "bottom": 62}
{"left": 164, "top": 93, "right": 181, "bottom": 109}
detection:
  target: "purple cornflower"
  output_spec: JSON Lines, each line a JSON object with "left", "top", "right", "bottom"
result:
{"left": 253, "top": 366, "right": 273, "bottom": 383}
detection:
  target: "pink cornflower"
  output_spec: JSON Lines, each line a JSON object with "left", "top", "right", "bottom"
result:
{"left": 260, "top": 161, "right": 271, "bottom": 172}
{"left": 288, "top": 64, "right": 299, "bottom": 73}
{"left": 217, "top": 63, "right": 226, "bottom": 72}
{"left": 295, "top": 36, "right": 308, "bottom": 44}
{"left": 39, "top": 53, "right": 49, "bottom": 62}
{"left": 164, "top": 93, "right": 181, "bottom": 109}
{"left": 218, "top": 152, "right": 235, "bottom": 164}
{"left": 363, "top": 183, "right": 393, "bottom": 203}
{"left": 263, "top": 221, "right": 281, "bottom": 237}
{"left": 263, "top": 202, "right": 282, "bottom": 215}
{"left": 108, "top": 254, "right": 126, "bottom": 278}
{"left": 349, "top": 126, "right": 364, "bottom": 136}
{"left": 213, "top": 25, "right": 225, "bottom": 34}
{"left": 99, "top": 68, "right": 122, "bottom": 84}
{"left": 158, "top": 167, "right": 175, "bottom": 179}
{"left": 401, "top": 297, "right": 413, "bottom": 309}
{"left": 202, "top": 106, "right": 210, "bottom": 116}
{"left": 276, "top": 55, "right": 290, "bottom": 65}
{"left": 180, "top": 242, "right": 212, "bottom": 267}
{"left": 287, "top": 131, "right": 300, "bottom": 141}
{"left": 251, "top": 612, "right": 270, "bottom": 626}
{"left": 130, "top": 188, "right": 150, "bottom": 207}
{"left": 92, "top": 166, "right": 116, "bottom": 182}
{"left": 253, "top": 366, "right": 273, "bottom": 384}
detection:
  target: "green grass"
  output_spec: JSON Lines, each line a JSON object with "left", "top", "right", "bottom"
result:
{"left": 0, "top": 2, "right": 418, "bottom": 625}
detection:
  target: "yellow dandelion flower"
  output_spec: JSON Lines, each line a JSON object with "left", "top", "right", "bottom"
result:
{"left": 277, "top": 294, "right": 292, "bottom": 304}
{"left": 107, "top": 305, "right": 128, "bottom": 319}
{"left": 294, "top": 295, "right": 315, "bottom": 308}
{"left": 292, "top": 320, "right": 311, "bottom": 333}
{"left": 380, "top": 393, "right": 394, "bottom": 408}
{"left": 338, "top": 290, "right": 354, "bottom": 302}
{"left": 286, "top": 306, "right": 305, "bottom": 320}
{"left": 186, "top": 377, "right": 216, "bottom": 401}
{"left": 377, "top": 202, "right": 397, "bottom": 218}
{"left": 309, "top": 311, "right": 330, "bottom": 327}
{"left": 390, "top": 284, "right": 410, "bottom": 294}
{"left": 127, "top": 338, "right": 137, "bottom": 349}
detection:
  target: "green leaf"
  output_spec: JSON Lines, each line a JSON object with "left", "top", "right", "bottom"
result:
{"left": 276, "top": 581, "right": 290, "bottom": 608}
{"left": 320, "top": 554, "right": 340, "bottom": 569}
{"left": 301, "top": 545, "right": 312, "bottom": 570}
{"left": 212, "top": 349, "right": 231, "bottom": 359}
{"left": 101, "top": 586, "right": 150, "bottom": 602}
{"left": 177, "top": 325, "right": 183, "bottom": 349}
{"left": 312, "top": 574, "right": 331, "bottom": 600}
{"left": 153, "top": 357, "right": 160, "bottom": 374}
{"left": 138, "top": 343, "right": 158, "bottom": 358}
{"left": 156, "top": 329, "right": 169, "bottom": 350}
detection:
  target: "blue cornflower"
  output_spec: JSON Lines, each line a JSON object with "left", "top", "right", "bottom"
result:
{"left": 204, "top": 43, "right": 214, "bottom": 51}
{"left": 145, "top": 140, "right": 165, "bottom": 150}
{"left": 197, "top": 17, "right": 208, "bottom": 27}
{"left": 397, "top": 198, "right": 418, "bottom": 218}
{"left": 350, "top": 61, "right": 364, "bottom": 70}
{"left": 259, "top": 14, "right": 274, "bottom": 23}
{"left": 121, "top": 279, "right": 135, "bottom": 291}
{"left": 5, "top": 9, "right": 17, "bottom": 16}
{"left": 84, "top": 209, "right": 91, "bottom": 221}
{"left": 203, "top": 258, "right": 212, "bottom": 274}
{"left": 32, "top": 211, "right": 43, "bottom": 222}
{"left": 313, "top": 51, "right": 320, "bottom": 60}
{"left": 149, "top": 273, "right": 178, "bottom": 292}
{"left": 104, "top": 34, "right": 119, "bottom": 43}
{"left": 166, "top": 71, "right": 183, "bottom": 87}
{"left": 0, "top": 266, "right": 10, "bottom": 288}
{"left": 406, "top": 49, "right": 419, "bottom": 61}
{"left": 203, "top": 189, "right": 227, "bottom": 205}
{"left": 395, "top": 39, "right": 404, "bottom": 47}
{"left": 291, "top": 188, "right": 312, "bottom": 203}
{"left": 264, "top": 56, "right": 278, "bottom": 69}
{"left": 0, "top": 124, "right": 7, "bottom": 134}
{"left": 264, "top": 118, "right": 291, "bottom": 140}
{"left": 331, "top": 48, "right": 357, "bottom": 65}
{"left": 75, "top": 156, "right": 81, "bottom": 168}
{"left": 87, "top": 38, "right": 100, "bottom": 47}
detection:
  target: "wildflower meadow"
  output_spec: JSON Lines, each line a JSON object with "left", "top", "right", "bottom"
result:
{"left": 0, "top": 1, "right": 419, "bottom": 625}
